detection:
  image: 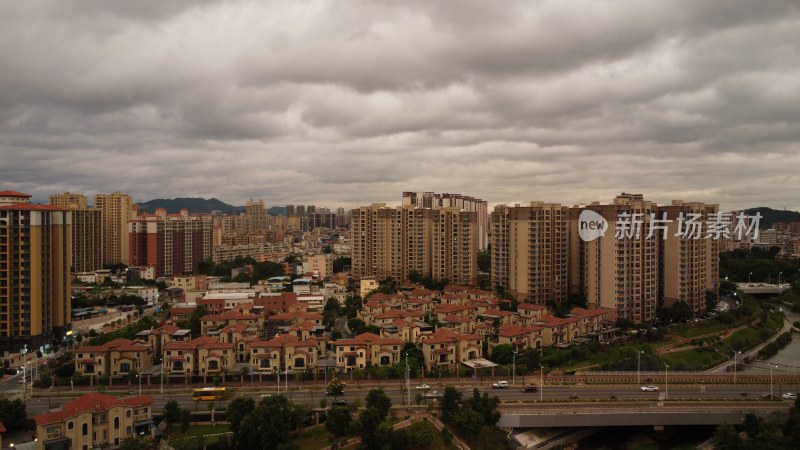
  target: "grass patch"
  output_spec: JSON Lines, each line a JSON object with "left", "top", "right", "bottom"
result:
{"left": 459, "top": 425, "right": 512, "bottom": 450}
{"left": 293, "top": 425, "right": 344, "bottom": 450}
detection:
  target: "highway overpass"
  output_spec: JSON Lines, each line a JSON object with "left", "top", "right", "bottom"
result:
{"left": 498, "top": 401, "right": 791, "bottom": 428}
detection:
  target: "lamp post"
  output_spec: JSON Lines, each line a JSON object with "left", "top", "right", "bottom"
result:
{"left": 748, "top": 272, "right": 752, "bottom": 284}
{"left": 285, "top": 355, "right": 289, "bottom": 394}
{"left": 405, "top": 351, "right": 410, "bottom": 406}
{"left": 138, "top": 373, "right": 142, "bottom": 396}
{"left": 779, "top": 272, "right": 782, "bottom": 286}
{"left": 160, "top": 349, "right": 164, "bottom": 394}
{"left": 539, "top": 364, "right": 544, "bottom": 402}
{"left": 664, "top": 363, "right": 669, "bottom": 400}
{"left": 512, "top": 349, "right": 517, "bottom": 387}
{"left": 770, "top": 364, "right": 776, "bottom": 398}
{"left": 637, "top": 350, "right": 644, "bottom": 385}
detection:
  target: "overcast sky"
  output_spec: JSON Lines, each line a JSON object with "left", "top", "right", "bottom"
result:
{"left": 1, "top": 0, "right": 799, "bottom": 211}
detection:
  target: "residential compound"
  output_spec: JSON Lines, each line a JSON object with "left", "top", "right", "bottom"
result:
{"left": 0, "top": 191, "right": 72, "bottom": 351}
{"left": 34, "top": 393, "right": 154, "bottom": 450}
{"left": 351, "top": 202, "right": 478, "bottom": 286}
{"left": 72, "top": 284, "right": 613, "bottom": 379}
{"left": 489, "top": 194, "right": 720, "bottom": 323}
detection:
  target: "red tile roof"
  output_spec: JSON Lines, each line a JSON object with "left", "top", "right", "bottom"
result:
{"left": 0, "top": 190, "right": 31, "bottom": 197}
{"left": 34, "top": 393, "right": 152, "bottom": 426}
{"left": 0, "top": 204, "right": 67, "bottom": 211}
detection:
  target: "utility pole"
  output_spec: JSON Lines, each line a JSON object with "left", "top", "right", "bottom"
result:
{"left": 512, "top": 349, "right": 517, "bottom": 387}
{"left": 405, "top": 351, "right": 410, "bottom": 406}
{"left": 664, "top": 363, "right": 669, "bottom": 400}
{"left": 539, "top": 364, "right": 543, "bottom": 402}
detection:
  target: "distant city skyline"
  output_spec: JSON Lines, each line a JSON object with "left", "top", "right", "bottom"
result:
{"left": 2, "top": 1, "right": 799, "bottom": 210}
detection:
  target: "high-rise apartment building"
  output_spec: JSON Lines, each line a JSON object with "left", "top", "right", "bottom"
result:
{"left": 351, "top": 203, "right": 477, "bottom": 285}
{"left": 568, "top": 194, "right": 660, "bottom": 323}
{"left": 658, "top": 201, "right": 720, "bottom": 314}
{"left": 491, "top": 202, "right": 568, "bottom": 305}
{"left": 245, "top": 198, "right": 267, "bottom": 234}
{"left": 402, "top": 192, "right": 489, "bottom": 250}
{"left": 0, "top": 191, "right": 71, "bottom": 351}
{"left": 94, "top": 192, "right": 134, "bottom": 265}
{"left": 431, "top": 208, "right": 478, "bottom": 286}
{"left": 128, "top": 208, "right": 212, "bottom": 278}
{"left": 49, "top": 192, "right": 103, "bottom": 272}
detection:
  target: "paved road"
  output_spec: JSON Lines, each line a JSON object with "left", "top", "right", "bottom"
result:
{"left": 19, "top": 382, "right": 798, "bottom": 415}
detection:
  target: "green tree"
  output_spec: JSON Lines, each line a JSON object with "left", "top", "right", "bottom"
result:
{"left": 477, "top": 248, "right": 491, "bottom": 273}
{"left": 180, "top": 408, "right": 192, "bottom": 433}
{"left": 325, "top": 406, "right": 352, "bottom": 438}
{"left": 712, "top": 424, "right": 742, "bottom": 450}
{"left": 439, "top": 386, "right": 462, "bottom": 422}
{"left": 188, "top": 305, "right": 207, "bottom": 338}
{"left": 237, "top": 395, "right": 304, "bottom": 450}
{"left": 358, "top": 407, "right": 393, "bottom": 450}
{"left": 0, "top": 398, "right": 27, "bottom": 431}
{"left": 163, "top": 400, "right": 181, "bottom": 425}
{"left": 333, "top": 257, "right": 351, "bottom": 274}
{"left": 490, "top": 343, "right": 514, "bottom": 365}
{"left": 227, "top": 396, "right": 255, "bottom": 444}
{"left": 365, "top": 388, "right": 392, "bottom": 421}
{"left": 326, "top": 377, "right": 345, "bottom": 396}
{"left": 451, "top": 408, "right": 483, "bottom": 436}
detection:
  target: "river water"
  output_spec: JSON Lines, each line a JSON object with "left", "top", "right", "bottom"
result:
{"left": 741, "top": 308, "right": 800, "bottom": 376}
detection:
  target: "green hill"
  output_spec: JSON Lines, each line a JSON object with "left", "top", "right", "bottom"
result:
{"left": 138, "top": 197, "right": 243, "bottom": 214}
{"left": 744, "top": 207, "right": 800, "bottom": 229}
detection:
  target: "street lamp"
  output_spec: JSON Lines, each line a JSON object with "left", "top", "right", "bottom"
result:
{"left": 637, "top": 350, "right": 644, "bottom": 385}
{"left": 539, "top": 364, "right": 544, "bottom": 402}
{"left": 405, "top": 351, "right": 410, "bottom": 406}
{"left": 733, "top": 351, "right": 741, "bottom": 384}
{"left": 138, "top": 373, "right": 142, "bottom": 396}
{"left": 778, "top": 272, "right": 782, "bottom": 286}
{"left": 512, "top": 349, "right": 517, "bottom": 387}
{"left": 748, "top": 272, "right": 752, "bottom": 284}
{"left": 770, "top": 364, "right": 777, "bottom": 398}
{"left": 664, "top": 363, "right": 669, "bottom": 400}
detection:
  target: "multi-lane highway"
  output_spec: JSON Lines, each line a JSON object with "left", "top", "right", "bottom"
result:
{"left": 9, "top": 380, "right": 797, "bottom": 416}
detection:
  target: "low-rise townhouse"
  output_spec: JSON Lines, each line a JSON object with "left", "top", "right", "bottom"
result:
{"left": 497, "top": 323, "right": 544, "bottom": 351}
{"left": 74, "top": 339, "right": 152, "bottom": 379}
{"left": 200, "top": 311, "right": 260, "bottom": 336}
{"left": 248, "top": 334, "right": 320, "bottom": 376}
{"left": 334, "top": 332, "right": 402, "bottom": 373}
{"left": 420, "top": 329, "right": 483, "bottom": 373}
{"left": 34, "top": 393, "right": 154, "bottom": 450}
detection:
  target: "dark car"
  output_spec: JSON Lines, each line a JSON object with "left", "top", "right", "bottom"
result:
{"left": 521, "top": 386, "right": 538, "bottom": 393}
{"left": 761, "top": 394, "right": 779, "bottom": 400}
{"left": 332, "top": 399, "right": 350, "bottom": 406}
{"left": 3, "top": 368, "right": 18, "bottom": 376}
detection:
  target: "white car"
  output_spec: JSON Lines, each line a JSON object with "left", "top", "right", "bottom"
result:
{"left": 415, "top": 383, "right": 431, "bottom": 390}
{"left": 640, "top": 385, "right": 659, "bottom": 392}
{"left": 782, "top": 393, "right": 796, "bottom": 400}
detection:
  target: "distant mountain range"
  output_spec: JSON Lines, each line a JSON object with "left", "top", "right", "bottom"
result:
{"left": 136, "top": 198, "right": 797, "bottom": 226}
{"left": 744, "top": 207, "right": 800, "bottom": 229}
{"left": 137, "top": 197, "right": 290, "bottom": 215}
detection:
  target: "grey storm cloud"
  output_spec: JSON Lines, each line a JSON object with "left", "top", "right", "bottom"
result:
{"left": 1, "top": 0, "right": 799, "bottom": 211}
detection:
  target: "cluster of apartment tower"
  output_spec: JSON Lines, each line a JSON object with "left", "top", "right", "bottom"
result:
{"left": 353, "top": 192, "right": 721, "bottom": 325}
{"left": 0, "top": 187, "right": 721, "bottom": 355}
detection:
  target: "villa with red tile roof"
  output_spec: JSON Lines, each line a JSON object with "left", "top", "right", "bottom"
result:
{"left": 334, "top": 332, "right": 403, "bottom": 373}
{"left": 34, "top": 393, "right": 154, "bottom": 450}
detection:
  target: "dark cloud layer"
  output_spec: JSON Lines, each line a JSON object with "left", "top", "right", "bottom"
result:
{"left": 1, "top": 0, "right": 799, "bottom": 210}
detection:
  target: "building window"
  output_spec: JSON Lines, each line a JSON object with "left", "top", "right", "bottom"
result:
{"left": 68, "top": 421, "right": 74, "bottom": 430}
{"left": 114, "top": 417, "right": 120, "bottom": 429}
{"left": 82, "top": 423, "right": 88, "bottom": 436}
